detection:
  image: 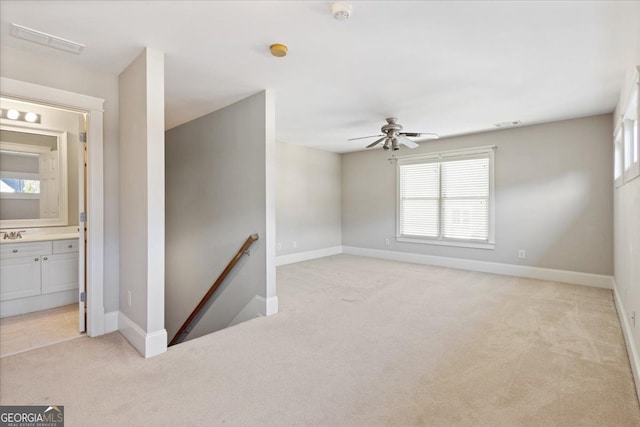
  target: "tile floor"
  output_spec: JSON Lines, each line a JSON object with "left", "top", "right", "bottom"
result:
{"left": 0, "top": 304, "right": 82, "bottom": 357}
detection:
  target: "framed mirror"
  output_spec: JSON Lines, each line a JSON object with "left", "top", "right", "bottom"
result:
{"left": 0, "top": 124, "right": 68, "bottom": 228}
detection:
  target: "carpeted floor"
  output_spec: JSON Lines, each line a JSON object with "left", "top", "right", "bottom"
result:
{"left": 0, "top": 304, "right": 81, "bottom": 357}
{"left": 1, "top": 254, "right": 639, "bottom": 426}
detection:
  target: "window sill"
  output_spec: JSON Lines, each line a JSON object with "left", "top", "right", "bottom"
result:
{"left": 624, "top": 164, "right": 640, "bottom": 184}
{"left": 0, "top": 193, "right": 40, "bottom": 200}
{"left": 397, "top": 236, "right": 495, "bottom": 250}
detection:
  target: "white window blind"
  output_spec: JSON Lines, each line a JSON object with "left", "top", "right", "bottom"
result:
{"left": 399, "top": 162, "right": 440, "bottom": 237}
{"left": 398, "top": 148, "right": 494, "bottom": 246}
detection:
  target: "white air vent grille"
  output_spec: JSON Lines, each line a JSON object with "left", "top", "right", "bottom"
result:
{"left": 10, "top": 23, "right": 84, "bottom": 55}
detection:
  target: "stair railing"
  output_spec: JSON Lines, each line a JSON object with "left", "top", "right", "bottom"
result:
{"left": 168, "top": 233, "right": 259, "bottom": 346}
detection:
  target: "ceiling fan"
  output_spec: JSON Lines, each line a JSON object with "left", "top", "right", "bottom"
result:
{"left": 348, "top": 117, "right": 439, "bottom": 150}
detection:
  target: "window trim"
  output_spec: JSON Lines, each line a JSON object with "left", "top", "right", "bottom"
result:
{"left": 622, "top": 81, "right": 639, "bottom": 183}
{"left": 614, "top": 126, "right": 625, "bottom": 188}
{"left": 395, "top": 145, "right": 496, "bottom": 250}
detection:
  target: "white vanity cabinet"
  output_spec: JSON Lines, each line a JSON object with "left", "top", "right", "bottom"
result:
{"left": 0, "top": 256, "right": 42, "bottom": 301}
{"left": 0, "top": 239, "right": 79, "bottom": 315}
{"left": 0, "top": 241, "right": 50, "bottom": 301}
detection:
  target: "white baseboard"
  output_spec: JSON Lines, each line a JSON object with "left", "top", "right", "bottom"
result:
{"left": 228, "top": 296, "right": 265, "bottom": 327}
{"left": 0, "top": 290, "right": 77, "bottom": 318}
{"left": 276, "top": 246, "right": 342, "bottom": 266}
{"left": 614, "top": 283, "right": 640, "bottom": 402}
{"left": 104, "top": 311, "right": 119, "bottom": 333}
{"left": 145, "top": 329, "right": 168, "bottom": 358}
{"left": 266, "top": 296, "right": 278, "bottom": 316}
{"left": 117, "top": 311, "right": 167, "bottom": 358}
{"left": 228, "top": 295, "right": 280, "bottom": 328}
{"left": 341, "top": 246, "right": 613, "bottom": 289}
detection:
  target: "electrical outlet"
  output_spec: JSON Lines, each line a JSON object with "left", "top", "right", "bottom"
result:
{"left": 632, "top": 311, "right": 636, "bottom": 328}
{"left": 518, "top": 249, "right": 526, "bottom": 259}
{"left": 127, "top": 290, "right": 132, "bottom": 307}
{"left": 292, "top": 241, "right": 297, "bottom": 249}
{"left": 385, "top": 238, "right": 390, "bottom": 246}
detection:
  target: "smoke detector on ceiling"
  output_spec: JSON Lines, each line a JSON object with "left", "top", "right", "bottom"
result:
{"left": 331, "top": 2, "right": 353, "bottom": 21}
{"left": 270, "top": 43, "right": 288, "bottom": 57}
{"left": 495, "top": 120, "right": 522, "bottom": 128}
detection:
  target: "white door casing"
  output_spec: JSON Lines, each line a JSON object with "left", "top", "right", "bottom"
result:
{"left": 0, "top": 77, "right": 106, "bottom": 337}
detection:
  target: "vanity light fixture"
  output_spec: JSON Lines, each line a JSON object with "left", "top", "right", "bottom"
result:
{"left": 10, "top": 23, "right": 85, "bottom": 55}
{"left": 0, "top": 108, "right": 41, "bottom": 124}
{"left": 24, "top": 112, "right": 39, "bottom": 123}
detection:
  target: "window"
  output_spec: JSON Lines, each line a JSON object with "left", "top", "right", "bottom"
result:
{"left": 0, "top": 172, "right": 40, "bottom": 199}
{"left": 622, "top": 73, "right": 639, "bottom": 183}
{"left": 397, "top": 146, "right": 495, "bottom": 249}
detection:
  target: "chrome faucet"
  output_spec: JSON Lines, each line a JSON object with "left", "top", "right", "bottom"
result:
{"left": 2, "top": 230, "right": 26, "bottom": 240}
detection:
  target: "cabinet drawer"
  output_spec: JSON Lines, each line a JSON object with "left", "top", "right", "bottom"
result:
{"left": 53, "top": 239, "right": 79, "bottom": 254}
{"left": 0, "top": 241, "right": 52, "bottom": 259}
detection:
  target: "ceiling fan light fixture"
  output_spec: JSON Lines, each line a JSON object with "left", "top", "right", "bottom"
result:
{"left": 349, "top": 117, "right": 438, "bottom": 151}
{"left": 331, "top": 2, "right": 353, "bottom": 21}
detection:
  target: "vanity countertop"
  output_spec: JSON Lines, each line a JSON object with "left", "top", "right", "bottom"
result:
{"left": 0, "top": 228, "right": 79, "bottom": 244}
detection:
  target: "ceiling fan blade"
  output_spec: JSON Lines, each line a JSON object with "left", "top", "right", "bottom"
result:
{"left": 366, "top": 137, "right": 386, "bottom": 148}
{"left": 400, "top": 132, "right": 439, "bottom": 139}
{"left": 348, "top": 134, "right": 384, "bottom": 141}
{"left": 398, "top": 135, "right": 419, "bottom": 149}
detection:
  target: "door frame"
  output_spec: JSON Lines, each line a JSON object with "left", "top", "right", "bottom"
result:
{"left": 1, "top": 77, "right": 106, "bottom": 337}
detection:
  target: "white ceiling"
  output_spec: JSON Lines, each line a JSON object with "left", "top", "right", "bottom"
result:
{"left": 1, "top": 1, "right": 638, "bottom": 152}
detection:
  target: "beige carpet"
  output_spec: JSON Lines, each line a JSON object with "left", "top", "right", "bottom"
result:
{"left": 0, "top": 304, "right": 81, "bottom": 357}
{"left": 1, "top": 254, "right": 638, "bottom": 426}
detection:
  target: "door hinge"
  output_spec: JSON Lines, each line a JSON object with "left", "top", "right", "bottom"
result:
{"left": 80, "top": 132, "right": 87, "bottom": 143}
{"left": 80, "top": 292, "right": 86, "bottom": 302}
{"left": 80, "top": 212, "right": 87, "bottom": 223}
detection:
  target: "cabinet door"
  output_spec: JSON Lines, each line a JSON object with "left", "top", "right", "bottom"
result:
{"left": 41, "top": 253, "right": 78, "bottom": 294}
{"left": 0, "top": 256, "right": 41, "bottom": 301}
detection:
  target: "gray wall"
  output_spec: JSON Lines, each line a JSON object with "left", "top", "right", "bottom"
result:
{"left": 342, "top": 114, "right": 613, "bottom": 275}
{"left": 276, "top": 141, "right": 342, "bottom": 255}
{"left": 1, "top": 45, "right": 120, "bottom": 313}
{"left": 165, "top": 91, "right": 270, "bottom": 343}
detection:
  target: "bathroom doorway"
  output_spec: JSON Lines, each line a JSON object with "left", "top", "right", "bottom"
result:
{"left": 0, "top": 98, "right": 86, "bottom": 356}
{"left": 0, "top": 77, "right": 105, "bottom": 356}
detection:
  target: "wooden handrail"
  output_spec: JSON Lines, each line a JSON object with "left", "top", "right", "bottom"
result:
{"left": 169, "top": 233, "right": 259, "bottom": 346}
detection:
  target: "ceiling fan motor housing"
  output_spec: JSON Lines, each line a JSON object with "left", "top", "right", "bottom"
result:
{"left": 381, "top": 117, "right": 402, "bottom": 135}
{"left": 352, "top": 116, "right": 434, "bottom": 150}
